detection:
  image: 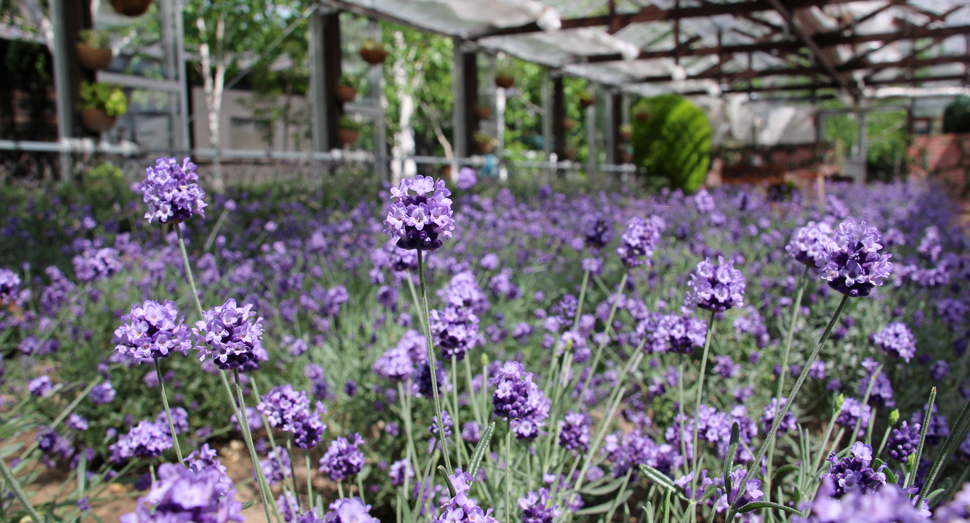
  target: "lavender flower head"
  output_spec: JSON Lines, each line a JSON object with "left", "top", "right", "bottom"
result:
{"left": 694, "top": 188, "right": 715, "bottom": 214}
{"left": 140, "top": 157, "right": 207, "bottom": 224}
{"left": 383, "top": 175, "right": 455, "bottom": 251}
{"left": 792, "top": 478, "right": 929, "bottom": 523}
{"left": 257, "top": 385, "right": 327, "bottom": 449}
{"left": 934, "top": 482, "right": 970, "bottom": 522}
{"left": 73, "top": 245, "right": 122, "bottom": 283}
{"left": 456, "top": 167, "right": 477, "bottom": 190}
{"left": 0, "top": 268, "right": 20, "bottom": 306}
{"left": 318, "top": 433, "right": 365, "bottom": 481}
{"left": 760, "top": 397, "right": 797, "bottom": 435}
{"left": 432, "top": 469, "right": 499, "bottom": 523}
{"left": 90, "top": 381, "right": 116, "bottom": 404}
{"left": 786, "top": 221, "right": 836, "bottom": 267}
{"left": 818, "top": 221, "right": 894, "bottom": 298}
{"left": 490, "top": 361, "right": 551, "bottom": 440}
{"left": 886, "top": 421, "right": 920, "bottom": 462}
{"left": 869, "top": 322, "right": 916, "bottom": 363}
{"left": 835, "top": 398, "right": 871, "bottom": 436}
{"left": 28, "top": 375, "right": 53, "bottom": 397}
{"left": 110, "top": 420, "right": 173, "bottom": 461}
{"left": 519, "top": 488, "right": 562, "bottom": 523}
{"left": 429, "top": 410, "right": 453, "bottom": 438}
{"left": 120, "top": 462, "right": 243, "bottom": 523}
{"left": 713, "top": 468, "right": 763, "bottom": 513}
{"left": 821, "top": 442, "right": 886, "bottom": 498}
{"left": 430, "top": 305, "right": 479, "bottom": 361}
{"left": 390, "top": 459, "right": 414, "bottom": 486}
{"left": 685, "top": 256, "right": 745, "bottom": 312}
{"left": 558, "top": 411, "right": 591, "bottom": 453}
{"left": 260, "top": 446, "right": 292, "bottom": 485}
{"left": 582, "top": 214, "right": 614, "bottom": 251}
{"left": 648, "top": 314, "right": 707, "bottom": 354}
{"left": 114, "top": 300, "right": 192, "bottom": 361}
{"left": 195, "top": 299, "right": 265, "bottom": 371}
{"left": 372, "top": 346, "right": 415, "bottom": 382}
{"left": 616, "top": 215, "right": 665, "bottom": 268}
{"left": 324, "top": 497, "right": 379, "bottom": 523}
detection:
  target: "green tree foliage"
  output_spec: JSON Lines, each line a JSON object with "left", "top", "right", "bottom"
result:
{"left": 943, "top": 95, "right": 970, "bottom": 134}
{"left": 631, "top": 95, "right": 711, "bottom": 192}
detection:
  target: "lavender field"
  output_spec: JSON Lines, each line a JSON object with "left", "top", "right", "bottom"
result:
{"left": 1, "top": 160, "right": 969, "bottom": 523}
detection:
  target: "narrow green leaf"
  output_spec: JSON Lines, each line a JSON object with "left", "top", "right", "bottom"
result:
{"left": 574, "top": 489, "right": 634, "bottom": 516}
{"left": 468, "top": 422, "right": 495, "bottom": 478}
{"left": 643, "top": 502, "right": 655, "bottom": 523}
{"left": 581, "top": 475, "right": 629, "bottom": 496}
{"left": 885, "top": 467, "right": 898, "bottom": 485}
{"left": 639, "top": 464, "right": 677, "bottom": 492}
{"left": 439, "top": 466, "right": 457, "bottom": 498}
{"left": 241, "top": 500, "right": 257, "bottom": 510}
{"left": 772, "top": 465, "right": 798, "bottom": 480}
{"left": 738, "top": 501, "right": 802, "bottom": 515}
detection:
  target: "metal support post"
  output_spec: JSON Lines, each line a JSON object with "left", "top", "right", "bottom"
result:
{"left": 368, "top": 18, "right": 388, "bottom": 181}
{"left": 49, "top": 0, "right": 73, "bottom": 182}
{"left": 586, "top": 85, "right": 596, "bottom": 181}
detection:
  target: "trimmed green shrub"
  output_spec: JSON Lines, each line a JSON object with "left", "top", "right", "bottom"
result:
{"left": 631, "top": 95, "right": 711, "bottom": 193}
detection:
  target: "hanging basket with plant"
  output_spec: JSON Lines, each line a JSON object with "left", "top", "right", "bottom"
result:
{"left": 563, "top": 119, "right": 576, "bottom": 132}
{"left": 77, "top": 30, "right": 113, "bottom": 71}
{"left": 635, "top": 110, "right": 650, "bottom": 122}
{"left": 337, "top": 115, "right": 362, "bottom": 147}
{"left": 619, "top": 123, "right": 633, "bottom": 140}
{"left": 495, "top": 67, "right": 515, "bottom": 88}
{"left": 359, "top": 40, "right": 389, "bottom": 65}
{"left": 335, "top": 74, "right": 358, "bottom": 103}
{"left": 578, "top": 90, "right": 595, "bottom": 109}
{"left": 476, "top": 106, "right": 492, "bottom": 120}
{"left": 109, "top": 0, "right": 153, "bottom": 17}
{"left": 78, "top": 81, "right": 127, "bottom": 132}
{"left": 473, "top": 131, "right": 495, "bottom": 154}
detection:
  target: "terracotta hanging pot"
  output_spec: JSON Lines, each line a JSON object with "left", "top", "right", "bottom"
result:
{"left": 495, "top": 75, "right": 514, "bottom": 88}
{"left": 635, "top": 111, "right": 650, "bottom": 122}
{"left": 335, "top": 85, "right": 357, "bottom": 103}
{"left": 579, "top": 97, "right": 595, "bottom": 109}
{"left": 564, "top": 148, "right": 577, "bottom": 160}
{"left": 619, "top": 129, "right": 633, "bottom": 140}
{"left": 477, "top": 140, "right": 494, "bottom": 154}
{"left": 563, "top": 119, "right": 576, "bottom": 131}
{"left": 109, "top": 0, "right": 153, "bottom": 17}
{"left": 336, "top": 128, "right": 359, "bottom": 147}
{"left": 80, "top": 108, "right": 117, "bottom": 132}
{"left": 76, "top": 45, "right": 113, "bottom": 71}
{"left": 476, "top": 106, "right": 492, "bottom": 120}
{"left": 621, "top": 152, "right": 633, "bottom": 163}
{"left": 359, "top": 48, "right": 389, "bottom": 65}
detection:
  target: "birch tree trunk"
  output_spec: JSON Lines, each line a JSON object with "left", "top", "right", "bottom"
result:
{"left": 389, "top": 31, "right": 418, "bottom": 186}
{"left": 197, "top": 14, "right": 227, "bottom": 192}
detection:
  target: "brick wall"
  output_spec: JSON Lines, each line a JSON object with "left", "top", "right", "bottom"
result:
{"left": 908, "top": 134, "right": 970, "bottom": 220}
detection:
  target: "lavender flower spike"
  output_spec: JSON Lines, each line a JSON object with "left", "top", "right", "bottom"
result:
{"left": 194, "top": 298, "right": 265, "bottom": 371}
{"left": 616, "top": 215, "right": 665, "bottom": 268}
{"left": 786, "top": 221, "right": 836, "bottom": 267}
{"left": 114, "top": 300, "right": 193, "bottom": 361}
{"left": 120, "top": 462, "right": 243, "bottom": 523}
{"left": 818, "top": 221, "right": 893, "bottom": 298}
{"left": 140, "top": 157, "right": 207, "bottom": 224}
{"left": 383, "top": 175, "right": 455, "bottom": 251}
{"left": 686, "top": 256, "right": 746, "bottom": 312}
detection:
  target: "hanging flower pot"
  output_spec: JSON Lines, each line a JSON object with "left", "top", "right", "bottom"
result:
{"left": 564, "top": 148, "right": 578, "bottom": 160}
{"left": 621, "top": 152, "right": 633, "bottom": 163}
{"left": 335, "top": 85, "right": 357, "bottom": 103}
{"left": 476, "top": 106, "right": 492, "bottom": 120}
{"left": 578, "top": 90, "right": 595, "bottom": 109}
{"left": 635, "top": 111, "right": 650, "bottom": 122}
{"left": 495, "top": 75, "right": 514, "bottom": 88}
{"left": 359, "top": 40, "right": 389, "bottom": 65}
{"left": 76, "top": 45, "right": 113, "bottom": 71}
{"left": 337, "top": 115, "right": 362, "bottom": 147}
{"left": 474, "top": 131, "right": 495, "bottom": 154}
{"left": 563, "top": 119, "right": 576, "bottom": 131}
{"left": 619, "top": 124, "right": 633, "bottom": 140}
{"left": 79, "top": 108, "right": 117, "bottom": 132}
{"left": 109, "top": 0, "right": 153, "bottom": 17}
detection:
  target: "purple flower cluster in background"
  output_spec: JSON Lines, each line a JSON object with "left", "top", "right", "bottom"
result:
{"left": 324, "top": 497, "right": 380, "bottom": 523}
{"left": 318, "top": 433, "right": 365, "bottom": 481}
{"left": 648, "top": 314, "right": 707, "bottom": 354}
{"left": 431, "top": 469, "right": 498, "bottom": 523}
{"left": 870, "top": 322, "right": 917, "bottom": 362}
{"left": 114, "top": 300, "right": 192, "bottom": 361}
{"left": 491, "top": 361, "right": 550, "bottom": 440}
{"left": 786, "top": 221, "right": 835, "bottom": 267}
{"left": 558, "top": 411, "right": 590, "bottom": 453}
{"left": 430, "top": 305, "right": 479, "bottom": 361}
{"left": 822, "top": 442, "right": 886, "bottom": 498}
{"left": 109, "top": 420, "right": 173, "bottom": 462}
{"left": 519, "top": 488, "right": 561, "bottom": 523}
{"left": 616, "top": 215, "right": 665, "bottom": 267}
{"left": 582, "top": 214, "right": 614, "bottom": 251}
{"left": 819, "top": 222, "right": 894, "bottom": 297}
{"left": 384, "top": 175, "right": 455, "bottom": 251}
{"left": 456, "top": 167, "right": 477, "bottom": 190}
{"left": 121, "top": 462, "right": 242, "bottom": 523}
{"left": 257, "top": 385, "right": 327, "bottom": 449}
{"left": 139, "top": 157, "right": 207, "bottom": 224}
{"left": 195, "top": 299, "right": 266, "bottom": 371}
{"left": 686, "top": 256, "right": 745, "bottom": 312}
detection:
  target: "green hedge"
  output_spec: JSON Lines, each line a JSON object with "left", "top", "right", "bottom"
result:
{"left": 632, "top": 95, "right": 711, "bottom": 193}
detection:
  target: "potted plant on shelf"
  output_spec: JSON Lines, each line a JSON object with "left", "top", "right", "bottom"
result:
{"left": 109, "top": 0, "right": 153, "bottom": 17}
{"left": 563, "top": 118, "right": 576, "bottom": 131}
{"left": 578, "top": 90, "right": 595, "bottom": 109}
{"left": 77, "top": 30, "right": 112, "bottom": 71}
{"left": 474, "top": 131, "right": 495, "bottom": 154}
{"left": 620, "top": 143, "right": 633, "bottom": 163}
{"left": 619, "top": 123, "right": 633, "bottom": 140}
{"left": 335, "top": 74, "right": 358, "bottom": 103}
{"left": 337, "top": 115, "right": 362, "bottom": 147}
{"left": 495, "top": 67, "right": 515, "bottom": 88}
{"left": 476, "top": 105, "right": 492, "bottom": 120}
{"left": 78, "top": 81, "right": 127, "bottom": 132}
{"left": 359, "top": 40, "right": 389, "bottom": 65}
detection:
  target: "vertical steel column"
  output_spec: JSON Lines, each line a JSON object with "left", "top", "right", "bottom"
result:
{"left": 309, "top": 8, "right": 341, "bottom": 152}
{"left": 452, "top": 38, "right": 466, "bottom": 177}
{"left": 552, "top": 75, "right": 565, "bottom": 160}
{"left": 368, "top": 18, "right": 388, "bottom": 180}
{"left": 541, "top": 68, "right": 553, "bottom": 160}
{"left": 586, "top": 85, "right": 596, "bottom": 180}
{"left": 856, "top": 111, "right": 868, "bottom": 184}
{"left": 49, "top": 0, "right": 73, "bottom": 181}
{"left": 605, "top": 89, "right": 619, "bottom": 166}
{"left": 160, "top": 0, "right": 181, "bottom": 150}
{"left": 175, "top": 0, "right": 191, "bottom": 151}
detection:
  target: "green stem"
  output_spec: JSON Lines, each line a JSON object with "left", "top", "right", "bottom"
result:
{"left": 765, "top": 265, "right": 808, "bottom": 500}
{"left": 154, "top": 358, "right": 184, "bottom": 466}
{"left": 730, "top": 294, "right": 849, "bottom": 522}
{"left": 0, "top": 458, "right": 41, "bottom": 523}
{"left": 416, "top": 248, "right": 453, "bottom": 476}
{"left": 175, "top": 225, "right": 205, "bottom": 318}
{"left": 690, "top": 310, "right": 717, "bottom": 493}
{"left": 572, "top": 267, "right": 591, "bottom": 330}
{"left": 505, "top": 420, "right": 513, "bottom": 523}
{"left": 574, "top": 272, "right": 628, "bottom": 412}
{"left": 906, "top": 387, "right": 936, "bottom": 490}
{"left": 306, "top": 449, "right": 314, "bottom": 514}
{"left": 231, "top": 369, "right": 279, "bottom": 523}
{"left": 452, "top": 356, "right": 462, "bottom": 471}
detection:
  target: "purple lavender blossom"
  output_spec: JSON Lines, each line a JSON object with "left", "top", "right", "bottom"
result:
{"left": 110, "top": 420, "right": 173, "bottom": 461}
{"left": 910, "top": 404, "right": 950, "bottom": 445}
{"left": 713, "top": 468, "right": 763, "bottom": 513}
{"left": 28, "top": 375, "right": 53, "bottom": 397}
{"left": 461, "top": 421, "right": 481, "bottom": 443}
{"left": 429, "top": 410, "right": 453, "bottom": 438}
{"left": 835, "top": 398, "right": 871, "bottom": 437}
{"left": 430, "top": 305, "right": 479, "bottom": 361}
{"left": 917, "top": 225, "right": 941, "bottom": 262}
{"left": 457, "top": 167, "right": 477, "bottom": 190}
{"left": 73, "top": 245, "right": 122, "bottom": 283}
{"left": 760, "top": 397, "right": 797, "bottom": 435}
{"left": 0, "top": 268, "right": 20, "bottom": 306}
{"left": 324, "top": 497, "right": 379, "bottom": 523}
{"left": 786, "top": 221, "right": 836, "bottom": 267}
{"left": 120, "top": 462, "right": 243, "bottom": 523}
{"left": 90, "top": 381, "right": 116, "bottom": 404}
{"left": 558, "top": 411, "right": 590, "bottom": 453}
{"left": 519, "top": 488, "right": 561, "bottom": 523}
{"left": 870, "top": 322, "right": 916, "bottom": 363}
{"left": 318, "top": 433, "right": 365, "bottom": 481}
{"left": 582, "top": 214, "right": 613, "bottom": 251}
{"left": 259, "top": 446, "right": 291, "bottom": 485}
{"left": 792, "top": 478, "right": 928, "bottom": 523}
{"left": 195, "top": 299, "right": 265, "bottom": 371}
{"left": 67, "top": 413, "right": 89, "bottom": 431}
{"left": 390, "top": 459, "right": 414, "bottom": 486}
{"left": 431, "top": 469, "right": 498, "bottom": 523}
{"left": 616, "top": 215, "right": 665, "bottom": 268}
{"left": 491, "top": 361, "right": 551, "bottom": 440}
{"left": 931, "top": 360, "right": 949, "bottom": 381}
{"left": 114, "top": 300, "right": 193, "bottom": 361}
{"left": 383, "top": 175, "right": 455, "bottom": 251}
{"left": 257, "top": 385, "right": 327, "bottom": 449}
{"left": 156, "top": 407, "right": 189, "bottom": 435}
{"left": 685, "top": 256, "right": 745, "bottom": 312}
{"left": 886, "top": 421, "right": 920, "bottom": 462}
{"left": 821, "top": 442, "right": 887, "bottom": 498}
{"left": 694, "top": 188, "right": 715, "bottom": 214}
{"left": 934, "top": 482, "right": 970, "bottom": 522}
{"left": 861, "top": 372, "right": 895, "bottom": 408}
{"left": 372, "top": 346, "right": 415, "bottom": 382}
{"left": 648, "top": 314, "right": 707, "bottom": 354}
{"left": 818, "top": 222, "right": 894, "bottom": 298}
{"left": 139, "top": 157, "right": 207, "bottom": 224}
{"left": 712, "top": 355, "right": 740, "bottom": 378}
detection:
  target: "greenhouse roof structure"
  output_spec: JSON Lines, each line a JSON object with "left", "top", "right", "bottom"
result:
{"left": 332, "top": 0, "right": 969, "bottom": 100}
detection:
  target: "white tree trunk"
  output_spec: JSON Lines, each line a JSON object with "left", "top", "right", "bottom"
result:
{"left": 197, "top": 15, "right": 227, "bottom": 192}
{"left": 389, "top": 32, "right": 417, "bottom": 186}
